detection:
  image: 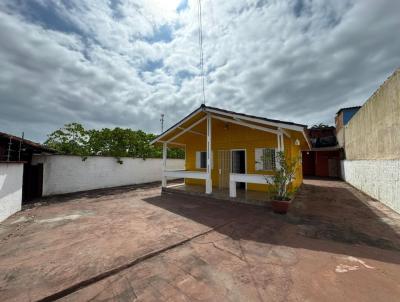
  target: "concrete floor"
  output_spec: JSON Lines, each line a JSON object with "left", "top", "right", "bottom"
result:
{"left": 164, "top": 183, "right": 270, "bottom": 206}
{"left": 1, "top": 179, "right": 400, "bottom": 301}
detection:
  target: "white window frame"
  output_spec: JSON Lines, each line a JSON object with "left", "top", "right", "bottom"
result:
{"left": 255, "top": 148, "right": 277, "bottom": 171}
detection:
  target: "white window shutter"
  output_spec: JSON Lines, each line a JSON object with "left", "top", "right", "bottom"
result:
{"left": 195, "top": 151, "right": 200, "bottom": 169}
{"left": 255, "top": 148, "right": 263, "bottom": 171}
{"left": 275, "top": 148, "right": 281, "bottom": 170}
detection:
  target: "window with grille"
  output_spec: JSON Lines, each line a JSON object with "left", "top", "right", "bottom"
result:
{"left": 255, "top": 148, "right": 276, "bottom": 171}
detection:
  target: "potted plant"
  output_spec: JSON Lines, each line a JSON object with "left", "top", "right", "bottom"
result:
{"left": 265, "top": 151, "right": 300, "bottom": 214}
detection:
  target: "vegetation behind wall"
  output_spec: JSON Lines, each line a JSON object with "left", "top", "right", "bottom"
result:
{"left": 45, "top": 123, "right": 184, "bottom": 160}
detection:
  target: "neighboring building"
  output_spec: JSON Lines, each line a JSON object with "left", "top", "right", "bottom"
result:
{"left": 341, "top": 68, "right": 400, "bottom": 213}
{"left": 151, "top": 105, "right": 310, "bottom": 197}
{"left": 335, "top": 106, "right": 361, "bottom": 148}
{"left": 302, "top": 126, "right": 341, "bottom": 178}
{"left": 335, "top": 106, "right": 361, "bottom": 132}
{"left": 307, "top": 126, "right": 337, "bottom": 148}
{"left": 0, "top": 131, "right": 55, "bottom": 202}
{"left": 0, "top": 131, "right": 56, "bottom": 222}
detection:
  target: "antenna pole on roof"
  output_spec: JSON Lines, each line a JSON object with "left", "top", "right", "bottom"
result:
{"left": 160, "top": 114, "right": 164, "bottom": 133}
{"left": 197, "top": 0, "right": 206, "bottom": 105}
{"left": 18, "top": 132, "right": 24, "bottom": 161}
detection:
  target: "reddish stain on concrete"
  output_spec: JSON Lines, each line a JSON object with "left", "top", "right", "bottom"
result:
{"left": 0, "top": 179, "right": 400, "bottom": 301}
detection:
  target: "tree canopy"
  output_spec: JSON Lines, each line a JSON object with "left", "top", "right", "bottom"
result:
{"left": 311, "top": 123, "right": 332, "bottom": 129}
{"left": 44, "top": 123, "right": 184, "bottom": 160}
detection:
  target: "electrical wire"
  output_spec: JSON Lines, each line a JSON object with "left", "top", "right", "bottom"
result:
{"left": 197, "top": 0, "right": 206, "bottom": 105}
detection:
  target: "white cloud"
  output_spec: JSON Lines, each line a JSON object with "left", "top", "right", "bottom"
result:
{"left": 0, "top": 0, "right": 399, "bottom": 141}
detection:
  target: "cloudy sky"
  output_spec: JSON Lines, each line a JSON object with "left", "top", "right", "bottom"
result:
{"left": 0, "top": 0, "right": 399, "bottom": 142}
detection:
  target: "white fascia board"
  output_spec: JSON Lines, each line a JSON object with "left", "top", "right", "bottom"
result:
{"left": 280, "top": 129, "right": 291, "bottom": 138}
{"left": 166, "top": 115, "right": 207, "bottom": 143}
{"left": 205, "top": 108, "right": 305, "bottom": 132}
{"left": 302, "top": 130, "right": 312, "bottom": 149}
{"left": 150, "top": 107, "right": 205, "bottom": 145}
{"left": 177, "top": 127, "right": 205, "bottom": 137}
{"left": 212, "top": 115, "right": 279, "bottom": 135}
{"left": 157, "top": 140, "right": 186, "bottom": 147}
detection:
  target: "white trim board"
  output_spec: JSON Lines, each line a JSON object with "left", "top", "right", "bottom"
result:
{"left": 151, "top": 107, "right": 204, "bottom": 144}
{"left": 212, "top": 115, "right": 280, "bottom": 135}
{"left": 205, "top": 108, "right": 304, "bottom": 132}
{"left": 151, "top": 106, "right": 311, "bottom": 149}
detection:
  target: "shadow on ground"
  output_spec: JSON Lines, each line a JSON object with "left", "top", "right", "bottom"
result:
{"left": 143, "top": 178, "right": 400, "bottom": 264}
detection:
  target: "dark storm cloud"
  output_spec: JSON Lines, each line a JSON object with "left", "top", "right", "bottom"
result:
{"left": 0, "top": 0, "right": 399, "bottom": 142}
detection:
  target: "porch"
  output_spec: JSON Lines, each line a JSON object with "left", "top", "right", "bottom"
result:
{"left": 162, "top": 169, "right": 274, "bottom": 199}
{"left": 162, "top": 182, "right": 271, "bottom": 207}
{"left": 152, "top": 105, "right": 310, "bottom": 196}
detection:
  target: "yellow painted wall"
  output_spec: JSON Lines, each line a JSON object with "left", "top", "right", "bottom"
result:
{"left": 184, "top": 118, "right": 303, "bottom": 192}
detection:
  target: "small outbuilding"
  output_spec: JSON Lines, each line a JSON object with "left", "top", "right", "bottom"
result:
{"left": 0, "top": 131, "right": 55, "bottom": 203}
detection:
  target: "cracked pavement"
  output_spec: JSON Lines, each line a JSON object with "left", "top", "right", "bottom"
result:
{"left": 1, "top": 179, "right": 400, "bottom": 301}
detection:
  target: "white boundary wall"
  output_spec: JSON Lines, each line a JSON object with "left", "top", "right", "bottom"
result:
{"left": 341, "top": 160, "right": 400, "bottom": 213}
{"left": 32, "top": 155, "right": 184, "bottom": 196}
{"left": 0, "top": 163, "right": 23, "bottom": 222}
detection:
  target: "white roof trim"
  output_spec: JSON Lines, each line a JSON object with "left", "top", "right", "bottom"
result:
{"left": 204, "top": 108, "right": 305, "bottom": 132}
{"left": 212, "top": 115, "right": 280, "bottom": 135}
{"left": 151, "top": 106, "right": 311, "bottom": 149}
{"left": 150, "top": 107, "right": 204, "bottom": 144}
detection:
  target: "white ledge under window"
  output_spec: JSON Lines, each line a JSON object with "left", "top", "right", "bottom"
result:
{"left": 163, "top": 170, "right": 208, "bottom": 180}
{"left": 229, "top": 173, "right": 275, "bottom": 198}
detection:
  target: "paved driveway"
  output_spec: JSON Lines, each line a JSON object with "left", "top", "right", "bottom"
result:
{"left": 1, "top": 179, "right": 400, "bottom": 301}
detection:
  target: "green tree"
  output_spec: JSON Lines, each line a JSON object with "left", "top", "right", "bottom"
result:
{"left": 45, "top": 123, "right": 184, "bottom": 160}
{"left": 45, "top": 123, "right": 90, "bottom": 156}
{"left": 311, "top": 123, "right": 331, "bottom": 129}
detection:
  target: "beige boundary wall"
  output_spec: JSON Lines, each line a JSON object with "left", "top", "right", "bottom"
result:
{"left": 345, "top": 69, "right": 400, "bottom": 160}
{"left": 341, "top": 68, "right": 400, "bottom": 213}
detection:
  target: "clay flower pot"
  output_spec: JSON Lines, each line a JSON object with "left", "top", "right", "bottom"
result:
{"left": 271, "top": 199, "right": 291, "bottom": 214}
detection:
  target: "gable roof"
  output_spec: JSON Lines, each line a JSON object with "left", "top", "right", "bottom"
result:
{"left": 204, "top": 105, "right": 307, "bottom": 128}
{"left": 151, "top": 104, "right": 309, "bottom": 147}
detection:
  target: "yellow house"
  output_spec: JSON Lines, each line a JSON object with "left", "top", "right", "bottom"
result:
{"left": 151, "top": 105, "right": 310, "bottom": 198}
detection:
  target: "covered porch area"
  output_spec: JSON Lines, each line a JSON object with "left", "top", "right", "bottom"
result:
{"left": 162, "top": 181, "right": 271, "bottom": 206}
{"left": 151, "top": 105, "right": 310, "bottom": 200}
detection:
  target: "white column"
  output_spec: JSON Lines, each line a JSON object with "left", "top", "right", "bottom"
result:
{"left": 276, "top": 130, "right": 284, "bottom": 170}
{"left": 277, "top": 132, "right": 281, "bottom": 151}
{"left": 162, "top": 142, "right": 167, "bottom": 187}
{"left": 206, "top": 114, "right": 212, "bottom": 194}
{"left": 277, "top": 128, "right": 284, "bottom": 152}
{"left": 229, "top": 179, "right": 236, "bottom": 198}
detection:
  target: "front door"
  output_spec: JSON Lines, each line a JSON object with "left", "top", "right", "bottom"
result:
{"left": 218, "top": 150, "right": 231, "bottom": 189}
{"left": 231, "top": 150, "right": 246, "bottom": 189}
